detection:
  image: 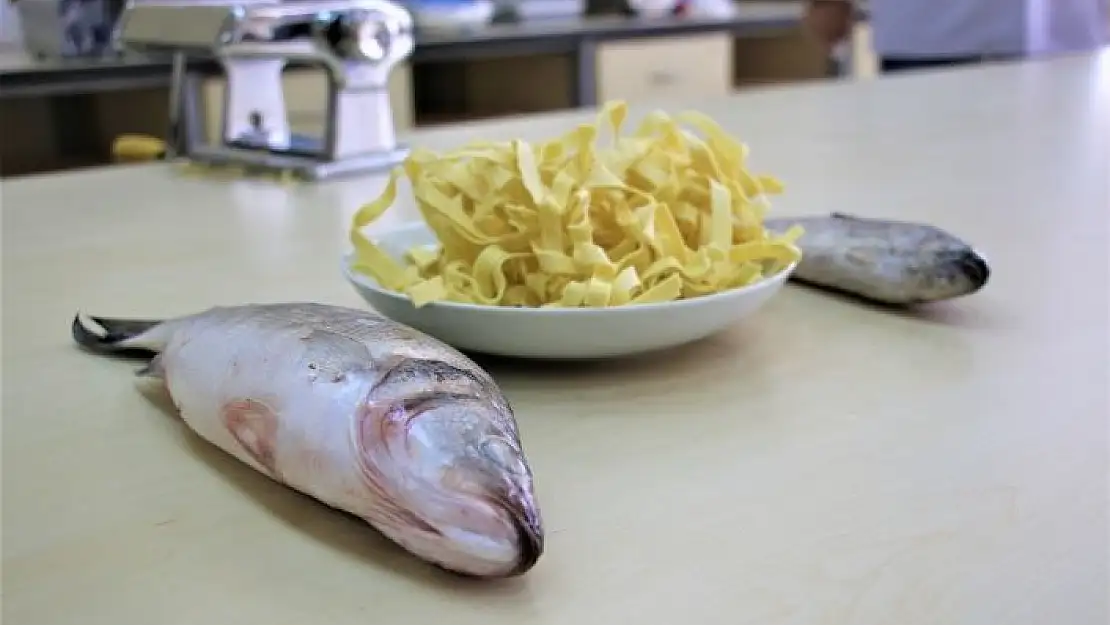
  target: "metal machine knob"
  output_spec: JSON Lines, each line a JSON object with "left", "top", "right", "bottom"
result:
{"left": 352, "top": 15, "right": 393, "bottom": 61}
{"left": 325, "top": 11, "right": 407, "bottom": 62}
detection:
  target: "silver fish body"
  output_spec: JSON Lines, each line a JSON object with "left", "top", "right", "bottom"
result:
{"left": 71, "top": 302, "right": 543, "bottom": 578}
{"left": 765, "top": 213, "right": 991, "bottom": 305}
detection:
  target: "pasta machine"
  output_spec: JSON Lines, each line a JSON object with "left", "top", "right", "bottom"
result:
{"left": 114, "top": 0, "right": 414, "bottom": 180}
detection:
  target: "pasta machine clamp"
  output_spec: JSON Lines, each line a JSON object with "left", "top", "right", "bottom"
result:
{"left": 115, "top": 0, "right": 414, "bottom": 180}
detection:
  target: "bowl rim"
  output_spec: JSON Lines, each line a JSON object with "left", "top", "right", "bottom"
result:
{"left": 342, "top": 221, "right": 798, "bottom": 316}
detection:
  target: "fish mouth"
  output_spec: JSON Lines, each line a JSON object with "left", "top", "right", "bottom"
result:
{"left": 490, "top": 491, "right": 544, "bottom": 576}
{"left": 958, "top": 249, "right": 991, "bottom": 289}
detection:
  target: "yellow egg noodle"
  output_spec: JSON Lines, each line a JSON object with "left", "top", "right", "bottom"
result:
{"left": 348, "top": 100, "right": 804, "bottom": 308}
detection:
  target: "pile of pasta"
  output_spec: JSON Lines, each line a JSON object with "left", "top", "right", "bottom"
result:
{"left": 348, "top": 100, "right": 803, "bottom": 308}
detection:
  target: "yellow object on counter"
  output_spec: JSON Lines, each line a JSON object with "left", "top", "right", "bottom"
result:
{"left": 111, "top": 134, "right": 302, "bottom": 184}
{"left": 111, "top": 134, "right": 168, "bottom": 163}
{"left": 349, "top": 100, "right": 804, "bottom": 308}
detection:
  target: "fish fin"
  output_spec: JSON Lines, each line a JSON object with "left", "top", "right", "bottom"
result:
{"left": 71, "top": 312, "right": 165, "bottom": 358}
{"left": 221, "top": 398, "right": 282, "bottom": 479}
{"left": 136, "top": 354, "right": 166, "bottom": 378}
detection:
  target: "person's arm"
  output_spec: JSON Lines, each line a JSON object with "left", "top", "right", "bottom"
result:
{"left": 804, "top": 0, "right": 854, "bottom": 52}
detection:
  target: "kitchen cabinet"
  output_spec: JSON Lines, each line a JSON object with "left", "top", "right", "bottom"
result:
{"left": 595, "top": 32, "right": 733, "bottom": 103}
{"left": 732, "top": 27, "right": 829, "bottom": 87}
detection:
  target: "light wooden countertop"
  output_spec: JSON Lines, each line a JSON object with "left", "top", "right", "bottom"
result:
{"left": 3, "top": 49, "right": 1108, "bottom": 625}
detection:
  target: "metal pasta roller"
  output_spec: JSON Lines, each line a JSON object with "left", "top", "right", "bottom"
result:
{"left": 115, "top": 0, "right": 414, "bottom": 180}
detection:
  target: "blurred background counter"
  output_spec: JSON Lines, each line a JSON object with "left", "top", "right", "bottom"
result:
{"left": 0, "top": 0, "right": 875, "bottom": 177}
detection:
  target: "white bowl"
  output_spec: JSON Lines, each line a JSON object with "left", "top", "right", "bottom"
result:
{"left": 341, "top": 222, "right": 795, "bottom": 360}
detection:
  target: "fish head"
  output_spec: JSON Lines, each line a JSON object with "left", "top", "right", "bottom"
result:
{"left": 365, "top": 392, "right": 544, "bottom": 578}
{"left": 905, "top": 234, "right": 992, "bottom": 302}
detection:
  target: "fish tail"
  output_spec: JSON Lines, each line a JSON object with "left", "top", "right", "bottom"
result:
{"left": 71, "top": 312, "right": 167, "bottom": 358}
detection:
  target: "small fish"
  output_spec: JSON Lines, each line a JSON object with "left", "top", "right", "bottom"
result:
{"left": 71, "top": 302, "right": 543, "bottom": 578}
{"left": 765, "top": 213, "right": 991, "bottom": 305}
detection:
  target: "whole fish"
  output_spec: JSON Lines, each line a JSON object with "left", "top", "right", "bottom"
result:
{"left": 765, "top": 213, "right": 991, "bottom": 305}
{"left": 71, "top": 302, "right": 543, "bottom": 578}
